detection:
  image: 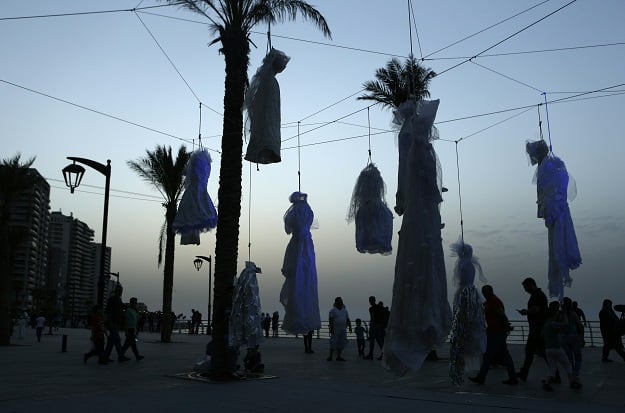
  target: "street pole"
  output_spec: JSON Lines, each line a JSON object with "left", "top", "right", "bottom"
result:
{"left": 194, "top": 255, "right": 212, "bottom": 335}
{"left": 63, "top": 157, "right": 111, "bottom": 308}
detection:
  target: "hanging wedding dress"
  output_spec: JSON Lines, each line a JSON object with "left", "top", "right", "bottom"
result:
{"left": 229, "top": 261, "right": 263, "bottom": 349}
{"left": 279, "top": 192, "right": 321, "bottom": 334}
{"left": 243, "top": 48, "right": 290, "bottom": 164}
{"left": 384, "top": 99, "right": 452, "bottom": 375}
{"left": 448, "top": 240, "right": 486, "bottom": 386}
{"left": 346, "top": 163, "right": 393, "bottom": 255}
{"left": 172, "top": 148, "right": 217, "bottom": 245}
{"left": 526, "top": 139, "right": 582, "bottom": 299}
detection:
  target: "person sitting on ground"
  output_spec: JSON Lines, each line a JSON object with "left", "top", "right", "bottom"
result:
{"left": 243, "top": 345, "right": 264, "bottom": 373}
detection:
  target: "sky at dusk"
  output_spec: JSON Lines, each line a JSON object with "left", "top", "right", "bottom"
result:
{"left": 2, "top": 0, "right": 624, "bottom": 322}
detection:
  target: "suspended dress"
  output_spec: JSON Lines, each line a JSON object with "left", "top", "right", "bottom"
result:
{"left": 243, "top": 48, "right": 290, "bottom": 164}
{"left": 347, "top": 163, "right": 393, "bottom": 255}
{"left": 172, "top": 149, "right": 217, "bottom": 245}
{"left": 279, "top": 192, "right": 321, "bottom": 334}
{"left": 384, "top": 99, "right": 452, "bottom": 375}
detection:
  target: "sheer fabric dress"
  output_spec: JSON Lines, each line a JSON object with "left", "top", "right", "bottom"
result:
{"left": 384, "top": 99, "right": 452, "bottom": 375}
{"left": 172, "top": 149, "right": 217, "bottom": 245}
{"left": 243, "top": 48, "right": 290, "bottom": 164}
{"left": 347, "top": 163, "right": 393, "bottom": 255}
{"left": 448, "top": 241, "right": 486, "bottom": 386}
{"left": 527, "top": 140, "right": 582, "bottom": 300}
{"left": 229, "top": 261, "right": 263, "bottom": 349}
{"left": 279, "top": 192, "right": 321, "bottom": 334}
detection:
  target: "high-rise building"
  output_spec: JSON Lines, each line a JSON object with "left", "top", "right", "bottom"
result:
{"left": 0, "top": 168, "right": 50, "bottom": 312}
{"left": 48, "top": 211, "right": 98, "bottom": 321}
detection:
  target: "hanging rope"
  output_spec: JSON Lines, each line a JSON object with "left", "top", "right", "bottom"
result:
{"left": 367, "top": 106, "right": 372, "bottom": 164}
{"left": 267, "top": 20, "right": 272, "bottom": 53}
{"left": 197, "top": 102, "right": 203, "bottom": 149}
{"left": 248, "top": 160, "right": 252, "bottom": 262}
{"left": 455, "top": 141, "right": 465, "bottom": 243}
{"left": 541, "top": 92, "right": 553, "bottom": 153}
{"left": 409, "top": 0, "right": 424, "bottom": 59}
{"left": 537, "top": 104, "right": 544, "bottom": 141}
{"left": 297, "top": 121, "right": 302, "bottom": 192}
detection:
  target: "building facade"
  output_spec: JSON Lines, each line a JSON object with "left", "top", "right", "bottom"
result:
{"left": 1, "top": 168, "right": 50, "bottom": 314}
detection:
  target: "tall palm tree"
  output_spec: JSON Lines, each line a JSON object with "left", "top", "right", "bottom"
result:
{"left": 127, "top": 145, "right": 191, "bottom": 343}
{"left": 358, "top": 55, "right": 436, "bottom": 110}
{"left": 165, "top": 0, "right": 331, "bottom": 379}
{"left": 0, "top": 154, "right": 36, "bottom": 345}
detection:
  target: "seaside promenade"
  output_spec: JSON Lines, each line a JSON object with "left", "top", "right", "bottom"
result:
{"left": 1, "top": 327, "right": 623, "bottom": 412}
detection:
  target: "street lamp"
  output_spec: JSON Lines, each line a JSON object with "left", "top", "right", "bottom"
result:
{"left": 193, "top": 255, "right": 212, "bottom": 335}
{"left": 62, "top": 157, "right": 111, "bottom": 308}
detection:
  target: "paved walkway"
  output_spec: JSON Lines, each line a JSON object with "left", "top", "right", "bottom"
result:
{"left": 1, "top": 328, "right": 624, "bottom": 412}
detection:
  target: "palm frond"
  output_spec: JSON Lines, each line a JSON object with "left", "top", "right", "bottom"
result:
{"left": 358, "top": 55, "right": 436, "bottom": 110}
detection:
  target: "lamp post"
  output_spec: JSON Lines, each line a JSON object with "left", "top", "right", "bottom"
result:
{"left": 62, "top": 157, "right": 111, "bottom": 308}
{"left": 193, "top": 255, "right": 212, "bottom": 335}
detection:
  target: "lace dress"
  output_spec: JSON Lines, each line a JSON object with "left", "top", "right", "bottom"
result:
{"left": 243, "top": 48, "right": 290, "bottom": 164}
{"left": 279, "top": 192, "right": 321, "bottom": 334}
{"left": 229, "top": 261, "right": 263, "bottom": 349}
{"left": 172, "top": 149, "right": 217, "bottom": 245}
{"left": 448, "top": 241, "right": 486, "bottom": 386}
{"left": 384, "top": 99, "right": 452, "bottom": 375}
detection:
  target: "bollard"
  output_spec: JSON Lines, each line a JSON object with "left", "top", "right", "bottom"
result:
{"left": 61, "top": 334, "right": 68, "bottom": 352}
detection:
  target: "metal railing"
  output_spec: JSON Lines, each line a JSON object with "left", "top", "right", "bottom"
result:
{"left": 173, "top": 319, "right": 605, "bottom": 347}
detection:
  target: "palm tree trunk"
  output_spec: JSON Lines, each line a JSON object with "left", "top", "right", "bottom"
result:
{"left": 160, "top": 205, "right": 177, "bottom": 343}
{"left": 211, "top": 27, "right": 250, "bottom": 379}
{"left": 0, "top": 222, "right": 12, "bottom": 346}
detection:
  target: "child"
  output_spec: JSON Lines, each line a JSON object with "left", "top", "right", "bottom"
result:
{"left": 84, "top": 305, "right": 107, "bottom": 365}
{"left": 354, "top": 318, "right": 367, "bottom": 358}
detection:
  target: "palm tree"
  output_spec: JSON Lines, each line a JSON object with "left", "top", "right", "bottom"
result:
{"left": 127, "top": 145, "right": 191, "bottom": 343}
{"left": 0, "top": 154, "right": 36, "bottom": 345}
{"left": 358, "top": 55, "right": 436, "bottom": 110}
{"left": 165, "top": 0, "right": 331, "bottom": 379}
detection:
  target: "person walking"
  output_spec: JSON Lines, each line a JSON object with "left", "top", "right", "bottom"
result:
{"left": 364, "top": 296, "right": 387, "bottom": 360}
{"left": 84, "top": 305, "right": 107, "bottom": 364}
{"left": 469, "top": 285, "right": 518, "bottom": 385}
{"left": 262, "top": 313, "right": 271, "bottom": 338}
{"left": 541, "top": 301, "right": 582, "bottom": 391}
{"left": 121, "top": 297, "right": 144, "bottom": 361}
{"left": 599, "top": 299, "right": 625, "bottom": 362}
{"left": 560, "top": 297, "right": 583, "bottom": 380}
{"left": 354, "top": 318, "right": 367, "bottom": 358}
{"left": 103, "top": 285, "right": 130, "bottom": 362}
{"left": 572, "top": 301, "right": 587, "bottom": 327}
{"left": 34, "top": 313, "right": 45, "bottom": 342}
{"left": 271, "top": 311, "right": 279, "bottom": 338}
{"left": 516, "top": 277, "right": 549, "bottom": 382}
{"left": 327, "top": 297, "right": 351, "bottom": 361}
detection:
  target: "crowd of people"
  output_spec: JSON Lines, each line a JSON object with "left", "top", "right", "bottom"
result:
{"left": 12, "top": 279, "right": 624, "bottom": 390}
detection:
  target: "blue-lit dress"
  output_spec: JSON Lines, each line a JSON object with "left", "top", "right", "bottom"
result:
{"left": 172, "top": 149, "right": 217, "bottom": 245}
{"left": 534, "top": 150, "right": 582, "bottom": 299}
{"left": 279, "top": 192, "right": 321, "bottom": 334}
